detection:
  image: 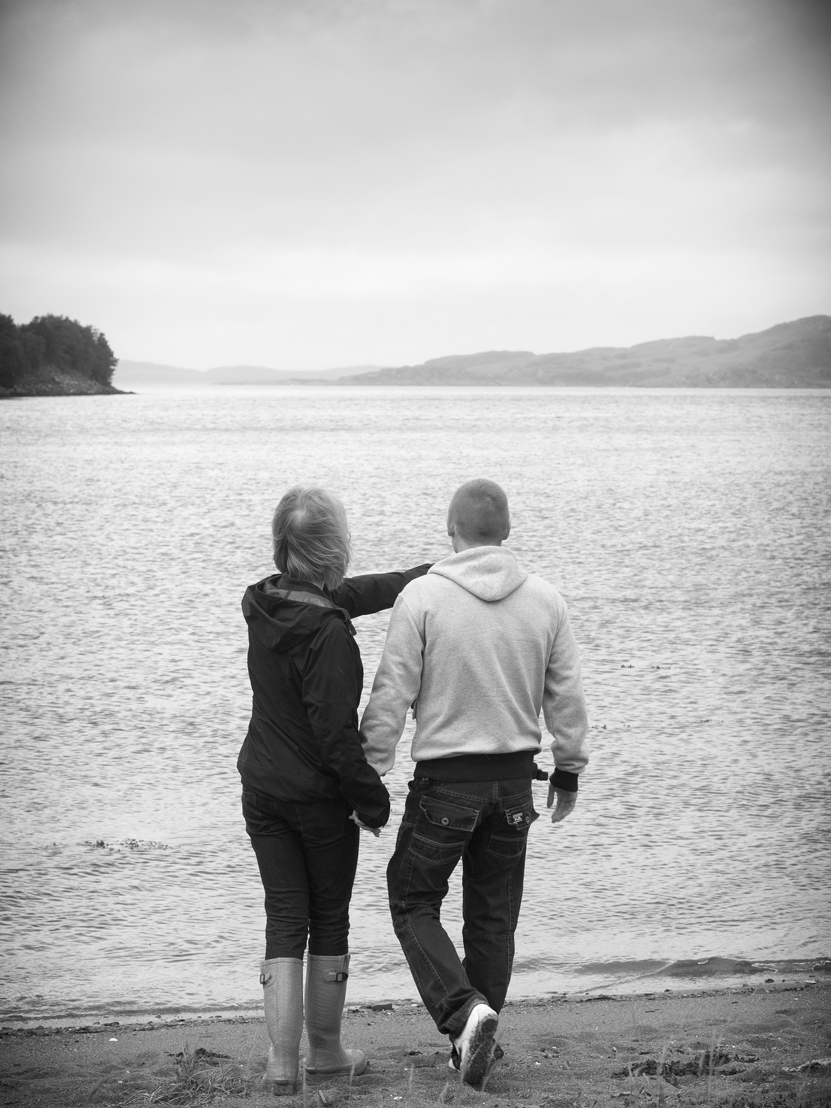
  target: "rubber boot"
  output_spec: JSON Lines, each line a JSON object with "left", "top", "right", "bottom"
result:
{"left": 304, "top": 953, "right": 368, "bottom": 1077}
{"left": 260, "top": 957, "right": 304, "bottom": 1094}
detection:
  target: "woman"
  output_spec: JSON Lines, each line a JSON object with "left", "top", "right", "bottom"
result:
{"left": 238, "top": 485, "right": 429, "bottom": 1094}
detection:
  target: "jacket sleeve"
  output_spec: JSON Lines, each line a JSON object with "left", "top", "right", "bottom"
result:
{"left": 359, "top": 594, "right": 425, "bottom": 775}
{"left": 542, "top": 603, "right": 589, "bottom": 792}
{"left": 300, "top": 622, "right": 391, "bottom": 827}
{"left": 330, "top": 564, "right": 432, "bottom": 619}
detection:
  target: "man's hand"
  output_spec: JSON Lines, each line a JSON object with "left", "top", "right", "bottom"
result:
{"left": 546, "top": 783, "right": 577, "bottom": 824}
{"left": 350, "top": 811, "right": 381, "bottom": 837}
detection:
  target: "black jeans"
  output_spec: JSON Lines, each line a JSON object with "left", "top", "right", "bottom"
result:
{"left": 386, "top": 777, "right": 538, "bottom": 1040}
{"left": 242, "top": 788, "right": 360, "bottom": 959}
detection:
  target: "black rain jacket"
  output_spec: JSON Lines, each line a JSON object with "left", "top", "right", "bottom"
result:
{"left": 237, "top": 564, "right": 430, "bottom": 827}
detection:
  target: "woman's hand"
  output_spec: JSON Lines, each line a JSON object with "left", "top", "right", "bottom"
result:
{"left": 350, "top": 811, "right": 381, "bottom": 837}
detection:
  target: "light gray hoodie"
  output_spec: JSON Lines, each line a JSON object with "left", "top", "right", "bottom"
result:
{"left": 360, "top": 546, "right": 589, "bottom": 777}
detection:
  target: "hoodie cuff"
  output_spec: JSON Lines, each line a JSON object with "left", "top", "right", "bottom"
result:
{"left": 550, "top": 768, "right": 579, "bottom": 793}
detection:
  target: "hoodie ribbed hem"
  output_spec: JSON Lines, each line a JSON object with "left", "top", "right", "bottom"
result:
{"left": 414, "top": 750, "right": 535, "bottom": 782}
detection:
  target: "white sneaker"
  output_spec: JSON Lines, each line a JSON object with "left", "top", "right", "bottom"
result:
{"left": 449, "top": 1042, "right": 503, "bottom": 1073}
{"left": 452, "top": 1004, "right": 498, "bottom": 1086}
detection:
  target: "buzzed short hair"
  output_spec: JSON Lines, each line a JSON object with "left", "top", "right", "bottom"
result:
{"left": 272, "top": 485, "right": 352, "bottom": 590}
{"left": 448, "top": 478, "right": 510, "bottom": 544}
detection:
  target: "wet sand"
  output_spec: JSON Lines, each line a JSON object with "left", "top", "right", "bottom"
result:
{"left": 2, "top": 983, "right": 830, "bottom": 1107}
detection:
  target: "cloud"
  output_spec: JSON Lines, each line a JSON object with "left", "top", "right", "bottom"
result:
{"left": 0, "top": 0, "right": 829, "bottom": 367}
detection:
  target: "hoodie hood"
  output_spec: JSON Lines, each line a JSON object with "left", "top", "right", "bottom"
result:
{"left": 242, "top": 575, "right": 352, "bottom": 653}
{"left": 428, "top": 546, "right": 528, "bottom": 602}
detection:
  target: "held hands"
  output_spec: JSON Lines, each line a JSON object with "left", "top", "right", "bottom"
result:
{"left": 546, "top": 782, "right": 577, "bottom": 824}
{"left": 350, "top": 811, "right": 381, "bottom": 837}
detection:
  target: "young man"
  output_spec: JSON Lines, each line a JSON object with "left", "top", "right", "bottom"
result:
{"left": 360, "top": 479, "right": 589, "bottom": 1087}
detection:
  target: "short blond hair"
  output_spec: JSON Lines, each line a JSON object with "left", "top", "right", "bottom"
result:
{"left": 272, "top": 485, "right": 352, "bottom": 590}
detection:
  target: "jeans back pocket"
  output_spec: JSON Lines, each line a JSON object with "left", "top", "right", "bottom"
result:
{"left": 488, "top": 798, "right": 539, "bottom": 860}
{"left": 410, "top": 795, "right": 480, "bottom": 866}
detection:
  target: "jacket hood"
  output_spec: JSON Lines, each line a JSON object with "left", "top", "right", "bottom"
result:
{"left": 428, "top": 546, "right": 528, "bottom": 602}
{"left": 242, "top": 575, "right": 351, "bottom": 653}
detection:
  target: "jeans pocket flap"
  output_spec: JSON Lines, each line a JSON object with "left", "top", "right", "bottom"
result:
{"left": 419, "top": 797, "right": 479, "bottom": 832}
{"left": 504, "top": 801, "right": 539, "bottom": 831}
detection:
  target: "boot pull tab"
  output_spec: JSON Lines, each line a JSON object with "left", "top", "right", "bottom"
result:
{"left": 259, "top": 972, "right": 273, "bottom": 985}
{"left": 323, "top": 971, "right": 349, "bottom": 982}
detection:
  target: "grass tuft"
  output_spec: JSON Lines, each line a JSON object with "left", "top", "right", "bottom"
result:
{"left": 124, "top": 1042, "right": 254, "bottom": 1105}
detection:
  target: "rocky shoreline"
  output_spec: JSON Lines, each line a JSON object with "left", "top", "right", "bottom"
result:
{"left": 0, "top": 365, "right": 131, "bottom": 398}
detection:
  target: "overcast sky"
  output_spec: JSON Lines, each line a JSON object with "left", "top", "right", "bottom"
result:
{"left": 1, "top": 0, "right": 829, "bottom": 371}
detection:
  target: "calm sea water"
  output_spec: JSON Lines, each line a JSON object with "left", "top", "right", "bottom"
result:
{"left": 1, "top": 386, "right": 829, "bottom": 1027}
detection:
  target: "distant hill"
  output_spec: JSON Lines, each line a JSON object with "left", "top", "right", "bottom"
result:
{"left": 113, "top": 316, "right": 831, "bottom": 391}
{"left": 339, "top": 316, "right": 831, "bottom": 387}
{"left": 113, "top": 361, "right": 379, "bottom": 386}
{"left": 205, "top": 364, "right": 379, "bottom": 384}
{"left": 112, "top": 360, "right": 205, "bottom": 386}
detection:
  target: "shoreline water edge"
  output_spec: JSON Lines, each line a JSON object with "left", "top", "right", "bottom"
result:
{"left": 3, "top": 956, "right": 827, "bottom": 1032}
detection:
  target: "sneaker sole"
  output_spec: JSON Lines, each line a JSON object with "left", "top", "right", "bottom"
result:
{"left": 461, "top": 1015, "right": 498, "bottom": 1087}
{"left": 450, "top": 1042, "right": 503, "bottom": 1073}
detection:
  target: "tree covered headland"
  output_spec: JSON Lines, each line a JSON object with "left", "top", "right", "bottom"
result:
{"left": 0, "top": 313, "right": 117, "bottom": 391}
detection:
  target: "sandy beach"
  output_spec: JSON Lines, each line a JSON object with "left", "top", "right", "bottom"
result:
{"left": 2, "top": 982, "right": 829, "bottom": 1108}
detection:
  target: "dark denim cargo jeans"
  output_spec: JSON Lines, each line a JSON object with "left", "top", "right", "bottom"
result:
{"left": 386, "top": 776, "right": 538, "bottom": 1039}
{"left": 242, "top": 788, "right": 360, "bottom": 959}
